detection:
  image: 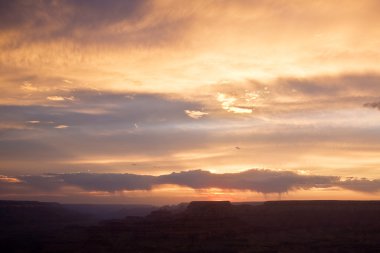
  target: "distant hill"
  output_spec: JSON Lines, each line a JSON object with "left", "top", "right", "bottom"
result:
{"left": 0, "top": 200, "right": 90, "bottom": 229}
{"left": 63, "top": 203, "right": 157, "bottom": 220}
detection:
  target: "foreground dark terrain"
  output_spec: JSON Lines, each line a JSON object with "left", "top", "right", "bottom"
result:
{"left": 1, "top": 200, "right": 380, "bottom": 253}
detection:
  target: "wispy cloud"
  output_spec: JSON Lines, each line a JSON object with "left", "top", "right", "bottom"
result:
{"left": 54, "top": 125, "right": 69, "bottom": 129}
{"left": 364, "top": 102, "right": 380, "bottom": 110}
{"left": 47, "top": 96, "right": 74, "bottom": 101}
{"left": 47, "top": 96, "right": 66, "bottom": 101}
{"left": 185, "top": 110, "right": 208, "bottom": 119}
{"left": 0, "top": 175, "right": 21, "bottom": 183}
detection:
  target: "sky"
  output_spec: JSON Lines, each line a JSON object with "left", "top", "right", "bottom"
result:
{"left": 1, "top": 0, "right": 380, "bottom": 204}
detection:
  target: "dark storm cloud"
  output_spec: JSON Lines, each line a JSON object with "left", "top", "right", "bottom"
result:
{"left": 1, "top": 169, "right": 379, "bottom": 195}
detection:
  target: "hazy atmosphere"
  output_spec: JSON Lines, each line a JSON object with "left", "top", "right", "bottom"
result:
{"left": 1, "top": 0, "right": 380, "bottom": 204}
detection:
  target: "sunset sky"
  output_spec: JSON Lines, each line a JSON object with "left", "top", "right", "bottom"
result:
{"left": 1, "top": 0, "right": 380, "bottom": 204}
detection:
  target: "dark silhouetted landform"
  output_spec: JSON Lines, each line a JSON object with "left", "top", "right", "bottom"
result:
{"left": 63, "top": 203, "right": 156, "bottom": 220}
{"left": 2, "top": 200, "right": 380, "bottom": 252}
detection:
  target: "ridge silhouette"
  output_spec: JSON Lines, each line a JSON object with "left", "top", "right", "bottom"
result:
{"left": 2, "top": 200, "right": 380, "bottom": 252}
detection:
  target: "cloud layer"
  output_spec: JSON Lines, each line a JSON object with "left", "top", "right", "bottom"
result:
{"left": 2, "top": 74, "right": 380, "bottom": 177}
{"left": 1, "top": 169, "right": 380, "bottom": 198}
{"left": 2, "top": 0, "right": 380, "bottom": 96}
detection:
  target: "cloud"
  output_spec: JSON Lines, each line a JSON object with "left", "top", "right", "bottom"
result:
{"left": 1, "top": 169, "right": 379, "bottom": 196}
{"left": 212, "top": 74, "right": 380, "bottom": 115}
{"left": 0, "top": 175, "right": 20, "bottom": 183}
{"left": 60, "top": 173, "right": 156, "bottom": 192}
{"left": 216, "top": 93, "right": 253, "bottom": 114}
{"left": 158, "top": 169, "right": 338, "bottom": 194}
{"left": 0, "top": 90, "right": 202, "bottom": 128}
{"left": 54, "top": 125, "right": 69, "bottom": 129}
{"left": 339, "top": 178, "right": 380, "bottom": 193}
{"left": 0, "top": 139, "right": 71, "bottom": 161}
{"left": 21, "top": 82, "right": 39, "bottom": 92}
{"left": 364, "top": 102, "right": 380, "bottom": 110}
{"left": 185, "top": 110, "right": 208, "bottom": 119}
{"left": 0, "top": 0, "right": 185, "bottom": 47}
{"left": 0, "top": 91, "right": 213, "bottom": 168}
{"left": 46, "top": 96, "right": 74, "bottom": 101}
{"left": 1, "top": 0, "right": 379, "bottom": 98}
{"left": 47, "top": 96, "right": 66, "bottom": 101}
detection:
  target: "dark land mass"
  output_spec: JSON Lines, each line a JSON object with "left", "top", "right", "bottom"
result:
{"left": 63, "top": 203, "right": 156, "bottom": 220}
{"left": 2, "top": 200, "right": 380, "bottom": 252}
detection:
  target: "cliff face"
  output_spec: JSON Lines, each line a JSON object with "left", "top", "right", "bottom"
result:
{"left": 184, "top": 201, "right": 234, "bottom": 219}
{"left": 73, "top": 201, "right": 380, "bottom": 253}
